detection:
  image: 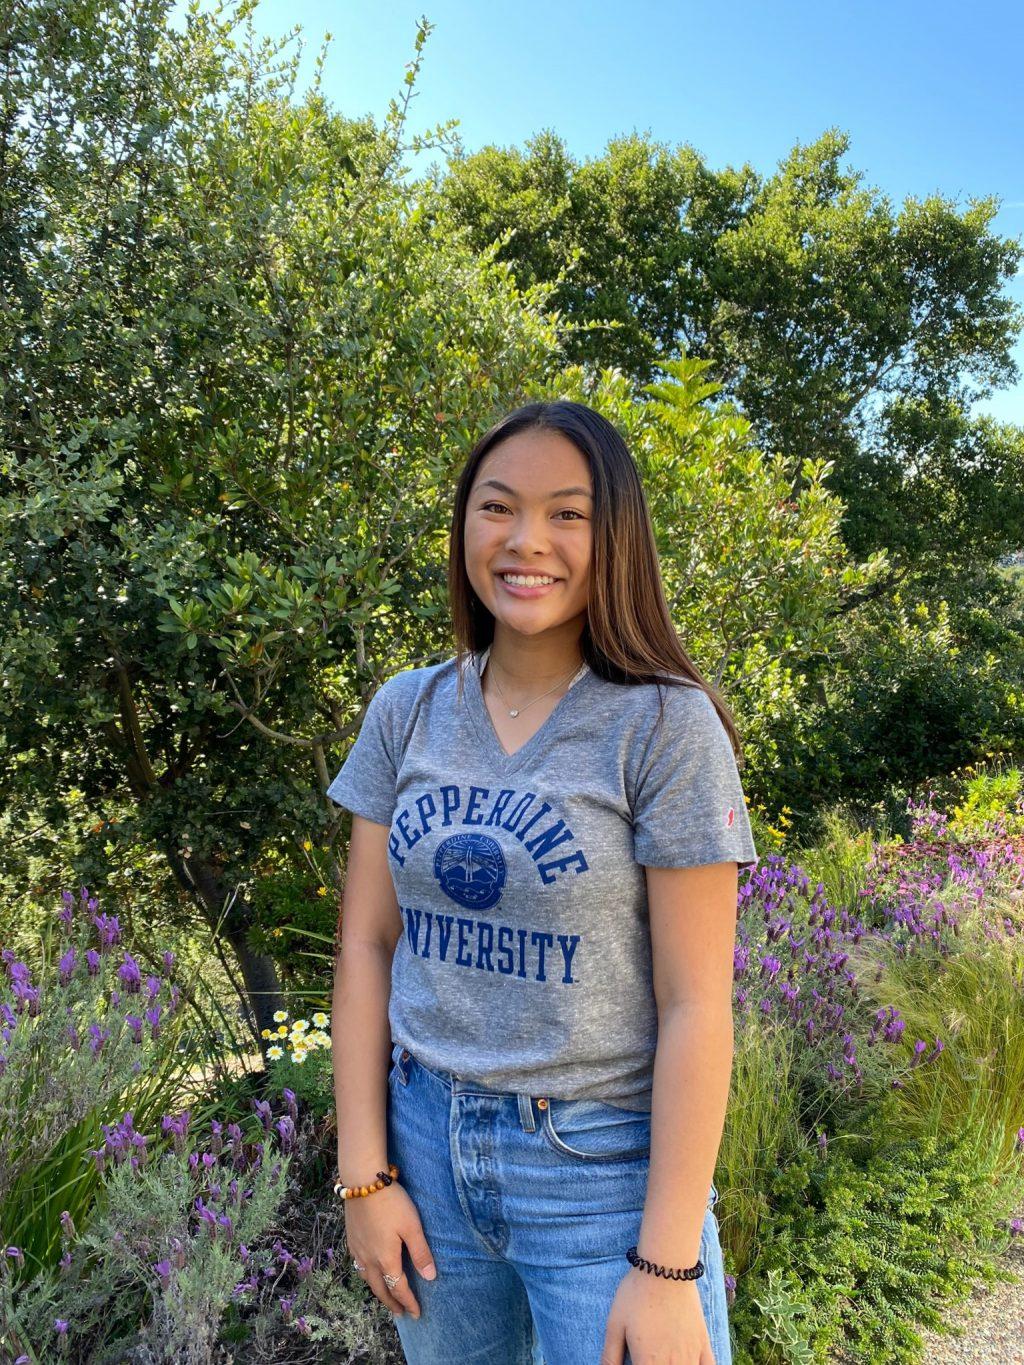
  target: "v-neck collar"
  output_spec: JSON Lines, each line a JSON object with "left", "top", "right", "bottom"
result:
{"left": 462, "top": 647, "right": 593, "bottom": 773}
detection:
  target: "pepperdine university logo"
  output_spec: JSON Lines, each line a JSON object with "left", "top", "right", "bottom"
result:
{"left": 433, "top": 833, "right": 507, "bottom": 911}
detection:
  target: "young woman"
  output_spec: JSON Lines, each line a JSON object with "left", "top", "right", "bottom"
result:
{"left": 327, "top": 401, "right": 757, "bottom": 1365}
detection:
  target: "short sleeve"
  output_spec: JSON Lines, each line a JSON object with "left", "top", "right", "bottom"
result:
{"left": 632, "top": 684, "right": 758, "bottom": 871}
{"left": 325, "top": 682, "right": 398, "bottom": 826}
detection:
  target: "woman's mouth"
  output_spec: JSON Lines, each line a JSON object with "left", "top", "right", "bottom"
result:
{"left": 495, "top": 571, "right": 561, "bottom": 598}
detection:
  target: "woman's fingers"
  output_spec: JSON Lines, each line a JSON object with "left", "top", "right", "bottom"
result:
{"left": 366, "top": 1264, "right": 416, "bottom": 1317}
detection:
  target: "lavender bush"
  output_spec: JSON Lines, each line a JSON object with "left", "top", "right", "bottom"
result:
{"left": 0, "top": 888, "right": 189, "bottom": 1275}
{"left": 721, "top": 791, "right": 1024, "bottom": 1361}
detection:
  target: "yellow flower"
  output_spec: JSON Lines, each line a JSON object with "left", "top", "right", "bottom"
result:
{"left": 267, "top": 1045, "right": 284, "bottom": 1060}
{"left": 292, "top": 1051, "right": 307, "bottom": 1065}
{"left": 261, "top": 1028, "right": 272, "bottom": 1039}
{"left": 277, "top": 1025, "right": 288, "bottom": 1037}
{"left": 273, "top": 1010, "right": 288, "bottom": 1024}
{"left": 309, "top": 1030, "right": 330, "bottom": 1048}
{"left": 312, "top": 1012, "right": 328, "bottom": 1028}
{"left": 303, "top": 839, "right": 312, "bottom": 851}
{"left": 317, "top": 886, "right": 327, "bottom": 897}
{"left": 291, "top": 1019, "right": 309, "bottom": 1034}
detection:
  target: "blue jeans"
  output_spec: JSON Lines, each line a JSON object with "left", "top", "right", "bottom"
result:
{"left": 384, "top": 1042, "right": 734, "bottom": 1365}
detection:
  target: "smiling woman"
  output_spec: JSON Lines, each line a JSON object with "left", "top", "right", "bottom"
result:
{"left": 328, "top": 399, "right": 757, "bottom": 1365}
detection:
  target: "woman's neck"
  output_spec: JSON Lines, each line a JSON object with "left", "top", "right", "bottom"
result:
{"left": 483, "top": 630, "right": 586, "bottom": 690}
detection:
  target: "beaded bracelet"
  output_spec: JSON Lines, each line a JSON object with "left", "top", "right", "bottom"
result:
{"left": 333, "top": 1163, "right": 400, "bottom": 1200}
{"left": 626, "top": 1246, "right": 705, "bottom": 1281}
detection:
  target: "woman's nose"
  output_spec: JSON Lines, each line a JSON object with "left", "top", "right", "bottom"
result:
{"left": 504, "top": 515, "right": 550, "bottom": 556}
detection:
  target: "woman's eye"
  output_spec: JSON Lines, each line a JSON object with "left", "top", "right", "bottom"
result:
{"left": 556, "top": 509, "right": 585, "bottom": 521}
{"left": 481, "top": 501, "right": 509, "bottom": 513}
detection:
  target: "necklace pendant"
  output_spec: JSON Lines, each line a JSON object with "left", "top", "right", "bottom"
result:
{"left": 508, "top": 708, "right": 519, "bottom": 717}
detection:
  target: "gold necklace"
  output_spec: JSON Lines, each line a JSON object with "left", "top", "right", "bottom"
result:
{"left": 484, "top": 654, "right": 587, "bottom": 717}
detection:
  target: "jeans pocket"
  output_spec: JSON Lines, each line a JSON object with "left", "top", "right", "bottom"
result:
{"left": 539, "top": 1097, "right": 652, "bottom": 1162}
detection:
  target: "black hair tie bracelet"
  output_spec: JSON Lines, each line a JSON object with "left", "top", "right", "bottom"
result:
{"left": 626, "top": 1246, "right": 705, "bottom": 1281}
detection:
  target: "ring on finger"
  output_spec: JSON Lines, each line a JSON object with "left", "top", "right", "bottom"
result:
{"left": 383, "top": 1270, "right": 404, "bottom": 1290}
{"left": 352, "top": 1260, "right": 365, "bottom": 1273}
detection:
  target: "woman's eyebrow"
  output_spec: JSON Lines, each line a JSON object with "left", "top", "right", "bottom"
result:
{"left": 478, "top": 478, "right": 594, "bottom": 500}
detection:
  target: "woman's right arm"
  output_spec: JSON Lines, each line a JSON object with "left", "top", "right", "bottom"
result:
{"left": 331, "top": 812, "right": 401, "bottom": 1186}
{"left": 330, "top": 812, "right": 437, "bottom": 1318}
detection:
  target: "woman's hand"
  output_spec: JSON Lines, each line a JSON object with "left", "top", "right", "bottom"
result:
{"left": 343, "top": 1182, "right": 438, "bottom": 1319}
{"left": 600, "top": 1267, "right": 714, "bottom": 1364}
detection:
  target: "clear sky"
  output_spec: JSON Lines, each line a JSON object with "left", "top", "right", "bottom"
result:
{"left": 179, "top": 0, "right": 1024, "bottom": 424}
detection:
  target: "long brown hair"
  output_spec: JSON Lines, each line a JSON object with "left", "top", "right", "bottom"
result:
{"left": 446, "top": 400, "right": 747, "bottom": 767}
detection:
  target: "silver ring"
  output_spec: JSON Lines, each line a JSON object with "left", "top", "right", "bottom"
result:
{"left": 383, "top": 1270, "right": 404, "bottom": 1289}
{"left": 352, "top": 1260, "right": 365, "bottom": 1273}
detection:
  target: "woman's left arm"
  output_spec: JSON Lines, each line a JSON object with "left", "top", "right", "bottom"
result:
{"left": 601, "top": 859, "right": 738, "bottom": 1365}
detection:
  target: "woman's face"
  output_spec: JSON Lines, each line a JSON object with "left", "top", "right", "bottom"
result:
{"left": 464, "top": 428, "right": 593, "bottom": 641}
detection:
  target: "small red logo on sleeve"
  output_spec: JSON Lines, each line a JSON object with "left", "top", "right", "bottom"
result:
{"left": 725, "top": 806, "right": 735, "bottom": 827}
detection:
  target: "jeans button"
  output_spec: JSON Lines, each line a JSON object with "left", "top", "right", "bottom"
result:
{"left": 400, "top": 1049, "right": 409, "bottom": 1060}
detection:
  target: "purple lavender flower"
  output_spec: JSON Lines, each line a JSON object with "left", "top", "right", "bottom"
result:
{"left": 85, "top": 949, "right": 101, "bottom": 976}
{"left": 145, "top": 975, "right": 161, "bottom": 1000}
{"left": 282, "top": 1087, "right": 298, "bottom": 1123}
{"left": 60, "top": 1210, "right": 76, "bottom": 1240}
{"left": 88, "top": 1023, "right": 110, "bottom": 1057}
{"left": 194, "top": 1197, "right": 218, "bottom": 1233}
{"left": 5, "top": 1246, "right": 25, "bottom": 1268}
{"left": 162, "top": 950, "right": 176, "bottom": 973}
{"left": 117, "top": 952, "right": 142, "bottom": 994}
{"left": 276, "top": 1116, "right": 296, "bottom": 1154}
{"left": 251, "top": 1098, "right": 273, "bottom": 1133}
{"left": 58, "top": 948, "right": 77, "bottom": 984}
{"left": 125, "top": 1014, "right": 144, "bottom": 1044}
{"left": 153, "top": 1259, "right": 172, "bottom": 1290}
{"left": 92, "top": 913, "right": 121, "bottom": 951}
{"left": 54, "top": 1320, "right": 69, "bottom": 1335}
{"left": 162, "top": 1110, "right": 191, "bottom": 1155}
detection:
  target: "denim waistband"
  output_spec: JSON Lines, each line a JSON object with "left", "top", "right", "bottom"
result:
{"left": 390, "top": 1041, "right": 566, "bottom": 1133}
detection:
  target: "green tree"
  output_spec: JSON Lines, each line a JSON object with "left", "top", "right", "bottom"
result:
{"left": 428, "top": 128, "right": 1024, "bottom": 560}
{"left": 0, "top": 0, "right": 563, "bottom": 1037}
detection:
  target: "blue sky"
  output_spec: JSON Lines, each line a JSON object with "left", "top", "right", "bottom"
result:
{"left": 182, "top": 0, "right": 1024, "bottom": 424}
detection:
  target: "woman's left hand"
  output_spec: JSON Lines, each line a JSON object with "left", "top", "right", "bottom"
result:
{"left": 600, "top": 1266, "right": 715, "bottom": 1364}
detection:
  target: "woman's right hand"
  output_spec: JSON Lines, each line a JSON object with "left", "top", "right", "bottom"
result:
{"left": 343, "top": 1181, "right": 438, "bottom": 1319}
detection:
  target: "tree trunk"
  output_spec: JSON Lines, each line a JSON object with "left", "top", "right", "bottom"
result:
{"left": 162, "top": 844, "right": 284, "bottom": 1045}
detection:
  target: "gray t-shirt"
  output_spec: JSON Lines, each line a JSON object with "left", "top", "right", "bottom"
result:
{"left": 326, "top": 648, "right": 758, "bottom": 1111}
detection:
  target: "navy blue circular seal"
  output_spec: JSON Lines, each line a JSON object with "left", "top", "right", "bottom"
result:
{"left": 433, "top": 833, "right": 506, "bottom": 911}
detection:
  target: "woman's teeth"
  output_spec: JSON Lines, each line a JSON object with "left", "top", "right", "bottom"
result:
{"left": 500, "top": 573, "right": 557, "bottom": 586}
